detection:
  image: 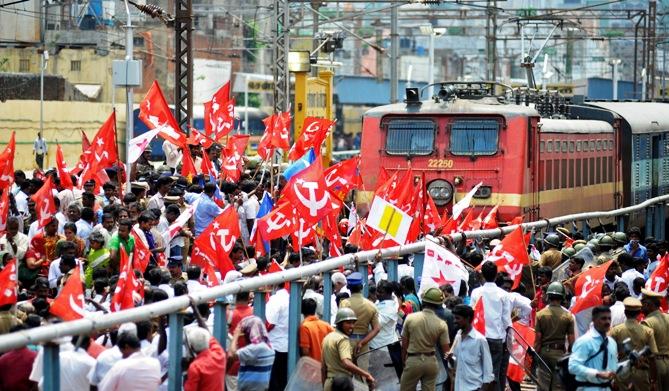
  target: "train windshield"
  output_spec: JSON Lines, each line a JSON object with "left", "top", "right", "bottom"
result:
{"left": 385, "top": 119, "right": 435, "bottom": 155}
{"left": 450, "top": 119, "right": 499, "bottom": 156}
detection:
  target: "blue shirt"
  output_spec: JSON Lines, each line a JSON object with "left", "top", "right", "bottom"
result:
{"left": 237, "top": 342, "right": 275, "bottom": 391}
{"left": 624, "top": 242, "right": 648, "bottom": 261}
{"left": 568, "top": 327, "right": 618, "bottom": 391}
{"left": 193, "top": 193, "right": 223, "bottom": 237}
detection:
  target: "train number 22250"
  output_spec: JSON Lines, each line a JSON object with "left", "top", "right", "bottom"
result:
{"left": 427, "top": 159, "right": 454, "bottom": 168}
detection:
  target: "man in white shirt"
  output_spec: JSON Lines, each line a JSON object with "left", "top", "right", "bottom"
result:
{"left": 98, "top": 333, "right": 161, "bottom": 391}
{"left": 0, "top": 217, "right": 29, "bottom": 261}
{"left": 499, "top": 276, "right": 533, "bottom": 326}
{"left": 470, "top": 261, "right": 512, "bottom": 391}
{"left": 240, "top": 180, "right": 259, "bottom": 234}
{"left": 30, "top": 336, "right": 96, "bottom": 391}
{"left": 610, "top": 285, "right": 630, "bottom": 328}
{"left": 450, "top": 304, "right": 495, "bottom": 391}
{"left": 266, "top": 286, "right": 290, "bottom": 391}
{"left": 619, "top": 253, "right": 644, "bottom": 296}
{"left": 48, "top": 242, "right": 78, "bottom": 289}
{"left": 147, "top": 176, "right": 173, "bottom": 211}
{"left": 185, "top": 265, "right": 206, "bottom": 294}
{"left": 76, "top": 207, "right": 96, "bottom": 248}
{"left": 302, "top": 275, "right": 338, "bottom": 322}
{"left": 370, "top": 280, "right": 402, "bottom": 379}
{"left": 14, "top": 181, "right": 30, "bottom": 216}
{"left": 89, "top": 323, "right": 138, "bottom": 386}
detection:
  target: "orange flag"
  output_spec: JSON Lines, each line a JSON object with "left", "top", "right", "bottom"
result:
{"left": 472, "top": 298, "right": 486, "bottom": 335}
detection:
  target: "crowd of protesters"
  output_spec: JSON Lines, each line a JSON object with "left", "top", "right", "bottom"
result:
{"left": 0, "top": 139, "right": 668, "bottom": 391}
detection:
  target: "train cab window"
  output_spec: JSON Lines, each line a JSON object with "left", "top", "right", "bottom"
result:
{"left": 450, "top": 119, "right": 499, "bottom": 156}
{"left": 546, "top": 141, "right": 553, "bottom": 152}
{"left": 561, "top": 141, "right": 568, "bottom": 153}
{"left": 576, "top": 141, "right": 582, "bottom": 152}
{"left": 569, "top": 142, "right": 575, "bottom": 153}
{"left": 385, "top": 119, "right": 435, "bottom": 155}
{"left": 540, "top": 141, "right": 545, "bottom": 153}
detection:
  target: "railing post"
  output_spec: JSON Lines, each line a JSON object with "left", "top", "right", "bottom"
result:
{"left": 287, "top": 280, "right": 302, "bottom": 375}
{"left": 43, "top": 343, "right": 60, "bottom": 391}
{"left": 413, "top": 252, "right": 425, "bottom": 291}
{"left": 213, "top": 298, "right": 228, "bottom": 348}
{"left": 387, "top": 257, "right": 399, "bottom": 283}
{"left": 322, "top": 271, "right": 332, "bottom": 324}
{"left": 168, "top": 312, "right": 184, "bottom": 391}
{"left": 582, "top": 219, "right": 590, "bottom": 238}
{"left": 253, "top": 290, "right": 267, "bottom": 321}
{"left": 645, "top": 207, "right": 654, "bottom": 239}
{"left": 358, "top": 261, "right": 369, "bottom": 296}
{"left": 617, "top": 215, "right": 625, "bottom": 233}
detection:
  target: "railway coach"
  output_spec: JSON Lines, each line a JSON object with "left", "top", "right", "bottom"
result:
{"left": 358, "top": 81, "right": 669, "bottom": 234}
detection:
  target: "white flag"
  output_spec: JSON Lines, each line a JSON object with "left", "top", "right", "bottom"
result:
{"left": 452, "top": 182, "right": 483, "bottom": 220}
{"left": 163, "top": 205, "right": 195, "bottom": 244}
{"left": 127, "top": 127, "right": 163, "bottom": 164}
{"left": 420, "top": 240, "right": 469, "bottom": 296}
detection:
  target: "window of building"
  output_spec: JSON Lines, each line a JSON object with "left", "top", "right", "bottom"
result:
{"left": 546, "top": 160, "right": 553, "bottom": 190}
{"left": 450, "top": 119, "right": 500, "bottom": 156}
{"left": 385, "top": 119, "right": 435, "bottom": 155}
{"left": 589, "top": 157, "right": 595, "bottom": 185}
{"left": 569, "top": 142, "right": 575, "bottom": 153}
{"left": 19, "top": 59, "right": 30, "bottom": 72}
{"left": 561, "top": 159, "right": 568, "bottom": 188}
{"left": 553, "top": 159, "right": 560, "bottom": 189}
{"left": 569, "top": 159, "right": 575, "bottom": 187}
{"left": 70, "top": 60, "right": 81, "bottom": 72}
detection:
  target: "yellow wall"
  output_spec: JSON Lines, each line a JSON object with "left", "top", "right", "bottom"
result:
{"left": 0, "top": 100, "right": 127, "bottom": 171}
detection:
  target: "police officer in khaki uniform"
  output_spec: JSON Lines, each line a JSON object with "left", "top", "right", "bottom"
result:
{"left": 609, "top": 297, "right": 658, "bottom": 391}
{"left": 611, "top": 232, "right": 628, "bottom": 260}
{"left": 534, "top": 282, "right": 575, "bottom": 391}
{"left": 339, "top": 272, "right": 380, "bottom": 372}
{"left": 399, "top": 287, "right": 450, "bottom": 391}
{"left": 321, "top": 308, "right": 375, "bottom": 391}
{"left": 641, "top": 289, "right": 669, "bottom": 391}
{"left": 539, "top": 234, "right": 563, "bottom": 269}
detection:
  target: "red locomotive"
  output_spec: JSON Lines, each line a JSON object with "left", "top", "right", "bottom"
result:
{"left": 358, "top": 81, "right": 669, "bottom": 232}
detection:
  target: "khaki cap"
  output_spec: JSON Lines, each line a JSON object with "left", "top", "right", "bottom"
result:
{"left": 622, "top": 297, "right": 642, "bottom": 310}
{"left": 641, "top": 288, "right": 666, "bottom": 298}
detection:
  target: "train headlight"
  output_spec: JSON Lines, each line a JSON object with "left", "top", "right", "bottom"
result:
{"left": 427, "top": 179, "right": 454, "bottom": 206}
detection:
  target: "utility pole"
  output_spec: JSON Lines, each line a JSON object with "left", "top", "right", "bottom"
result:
{"left": 39, "top": 0, "right": 47, "bottom": 144}
{"left": 647, "top": 0, "right": 657, "bottom": 100}
{"left": 485, "top": 0, "right": 497, "bottom": 81}
{"left": 174, "top": 0, "right": 193, "bottom": 132}
{"left": 390, "top": 5, "right": 398, "bottom": 102}
{"left": 273, "top": 0, "right": 290, "bottom": 112}
{"left": 123, "top": 0, "right": 134, "bottom": 191}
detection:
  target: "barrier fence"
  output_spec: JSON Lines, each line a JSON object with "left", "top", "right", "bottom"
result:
{"left": 1, "top": 194, "right": 669, "bottom": 391}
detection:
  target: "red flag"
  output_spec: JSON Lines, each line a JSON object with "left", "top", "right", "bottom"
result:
{"left": 324, "top": 156, "right": 362, "bottom": 201}
{"left": 0, "top": 259, "right": 18, "bottom": 307}
{"left": 269, "top": 112, "right": 291, "bottom": 150}
{"left": 257, "top": 125, "right": 273, "bottom": 161}
{"left": 111, "top": 248, "right": 139, "bottom": 312}
{"left": 323, "top": 207, "right": 344, "bottom": 257}
{"left": 256, "top": 202, "right": 297, "bottom": 241}
{"left": 571, "top": 260, "right": 614, "bottom": 314}
{"left": 180, "top": 147, "right": 198, "bottom": 182}
{"left": 79, "top": 112, "right": 118, "bottom": 186}
{"left": 56, "top": 145, "right": 74, "bottom": 190}
{"left": 288, "top": 117, "right": 334, "bottom": 160}
{"left": 441, "top": 217, "right": 459, "bottom": 236}
{"left": 204, "top": 83, "right": 235, "bottom": 139}
{"left": 0, "top": 132, "right": 16, "bottom": 188}
{"left": 226, "top": 134, "right": 250, "bottom": 157}
{"left": 291, "top": 217, "right": 317, "bottom": 249}
{"left": 483, "top": 226, "right": 530, "bottom": 289}
{"left": 139, "top": 81, "right": 188, "bottom": 147}
{"left": 203, "top": 261, "right": 220, "bottom": 287}
{"left": 458, "top": 209, "right": 474, "bottom": 232}
{"left": 281, "top": 159, "right": 334, "bottom": 225}
{"left": 31, "top": 176, "right": 57, "bottom": 229}
{"left": 482, "top": 205, "right": 499, "bottom": 229}
{"left": 199, "top": 149, "right": 217, "bottom": 177}
{"left": 473, "top": 297, "right": 486, "bottom": 335}
{"left": 191, "top": 206, "right": 240, "bottom": 278}
{"left": 646, "top": 254, "right": 669, "bottom": 294}
{"left": 268, "top": 259, "right": 284, "bottom": 274}
{"left": 423, "top": 194, "right": 442, "bottom": 234}
{"left": 0, "top": 190, "right": 9, "bottom": 235}
{"left": 377, "top": 167, "right": 389, "bottom": 190}
{"left": 507, "top": 322, "right": 536, "bottom": 383}
{"left": 50, "top": 268, "right": 85, "bottom": 321}
{"left": 510, "top": 215, "right": 524, "bottom": 226}
{"left": 131, "top": 230, "right": 151, "bottom": 273}
{"left": 186, "top": 129, "right": 214, "bottom": 149}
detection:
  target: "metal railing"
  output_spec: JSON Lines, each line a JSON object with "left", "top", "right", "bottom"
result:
{"left": 1, "top": 194, "right": 668, "bottom": 391}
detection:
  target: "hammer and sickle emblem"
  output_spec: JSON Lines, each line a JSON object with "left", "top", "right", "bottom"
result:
{"left": 293, "top": 180, "right": 329, "bottom": 217}
{"left": 266, "top": 212, "right": 291, "bottom": 232}
{"left": 212, "top": 228, "right": 236, "bottom": 253}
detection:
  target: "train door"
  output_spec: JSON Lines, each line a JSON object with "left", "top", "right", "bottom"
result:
{"left": 652, "top": 133, "right": 669, "bottom": 239}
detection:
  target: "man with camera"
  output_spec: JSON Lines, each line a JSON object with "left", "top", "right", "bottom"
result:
{"left": 568, "top": 305, "right": 618, "bottom": 390}
{"left": 609, "top": 297, "right": 658, "bottom": 391}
